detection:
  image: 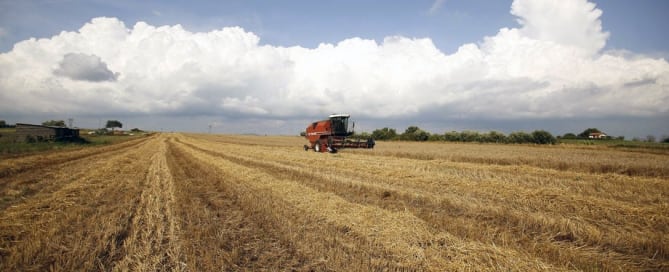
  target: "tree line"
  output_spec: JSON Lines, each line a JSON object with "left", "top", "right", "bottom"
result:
{"left": 0, "top": 119, "right": 123, "bottom": 130}
{"left": 350, "top": 126, "right": 558, "bottom": 144}
{"left": 0, "top": 120, "right": 13, "bottom": 128}
{"left": 350, "top": 126, "right": 669, "bottom": 144}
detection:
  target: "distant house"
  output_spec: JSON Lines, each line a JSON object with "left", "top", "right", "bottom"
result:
{"left": 588, "top": 132, "right": 607, "bottom": 139}
{"left": 15, "top": 123, "right": 80, "bottom": 142}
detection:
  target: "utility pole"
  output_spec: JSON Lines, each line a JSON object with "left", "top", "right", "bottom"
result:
{"left": 68, "top": 118, "right": 73, "bottom": 128}
{"left": 208, "top": 124, "right": 212, "bottom": 134}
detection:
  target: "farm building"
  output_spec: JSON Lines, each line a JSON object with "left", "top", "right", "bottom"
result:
{"left": 588, "top": 132, "right": 608, "bottom": 139}
{"left": 15, "top": 123, "right": 80, "bottom": 142}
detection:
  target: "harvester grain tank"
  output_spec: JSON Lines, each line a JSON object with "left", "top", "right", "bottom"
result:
{"left": 304, "top": 114, "right": 375, "bottom": 153}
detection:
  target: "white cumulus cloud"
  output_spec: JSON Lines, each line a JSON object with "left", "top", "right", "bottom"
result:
{"left": 0, "top": 0, "right": 667, "bottom": 124}
{"left": 511, "top": 0, "right": 609, "bottom": 56}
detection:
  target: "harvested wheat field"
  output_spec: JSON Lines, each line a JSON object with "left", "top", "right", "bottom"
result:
{"left": 0, "top": 133, "right": 667, "bottom": 271}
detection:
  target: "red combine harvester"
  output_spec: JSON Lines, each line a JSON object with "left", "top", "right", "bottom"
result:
{"left": 304, "top": 114, "right": 375, "bottom": 153}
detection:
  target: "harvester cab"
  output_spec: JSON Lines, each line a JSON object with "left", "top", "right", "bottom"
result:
{"left": 304, "top": 114, "right": 375, "bottom": 153}
{"left": 328, "top": 114, "right": 353, "bottom": 137}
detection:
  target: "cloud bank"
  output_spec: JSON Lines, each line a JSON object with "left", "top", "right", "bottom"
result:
{"left": 0, "top": 0, "right": 667, "bottom": 127}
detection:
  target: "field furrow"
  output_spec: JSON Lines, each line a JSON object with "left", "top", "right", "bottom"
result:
{"left": 114, "top": 138, "right": 180, "bottom": 271}
{"left": 0, "top": 135, "right": 152, "bottom": 179}
{"left": 165, "top": 137, "right": 308, "bottom": 271}
{"left": 348, "top": 142, "right": 669, "bottom": 178}
{"left": 0, "top": 136, "right": 154, "bottom": 211}
{"left": 1, "top": 133, "right": 666, "bottom": 271}
{"left": 172, "top": 134, "right": 563, "bottom": 271}
{"left": 177, "top": 134, "right": 669, "bottom": 271}
{"left": 0, "top": 136, "right": 161, "bottom": 271}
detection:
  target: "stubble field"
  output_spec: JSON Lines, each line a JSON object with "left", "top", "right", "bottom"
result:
{"left": 0, "top": 133, "right": 667, "bottom": 271}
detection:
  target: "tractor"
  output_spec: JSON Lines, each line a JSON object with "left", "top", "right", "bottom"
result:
{"left": 304, "top": 114, "right": 375, "bottom": 153}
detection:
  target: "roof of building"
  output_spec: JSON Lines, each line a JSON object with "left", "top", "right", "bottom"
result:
{"left": 16, "top": 123, "right": 79, "bottom": 130}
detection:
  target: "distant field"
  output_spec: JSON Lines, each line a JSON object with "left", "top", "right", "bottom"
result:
{"left": 559, "top": 138, "right": 669, "bottom": 151}
{"left": 0, "top": 127, "right": 149, "bottom": 158}
{"left": 0, "top": 133, "right": 667, "bottom": 271}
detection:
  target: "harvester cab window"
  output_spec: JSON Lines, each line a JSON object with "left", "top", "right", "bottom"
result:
{"left": 330, "top": 116, "right": 349, "bottom": 136}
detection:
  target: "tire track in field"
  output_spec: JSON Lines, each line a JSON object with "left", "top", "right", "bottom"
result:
{"left": 234, "top": 150, "right": 666, "bottom": 270}
{"left": 170, "top": 139, "right": 437, "bottom": 271}
{"left": 165, "top": 138, "right": 308, "bottom": 271}
{"left": 178, "top": 138, "right": 609, "bottom": 270}
{"left": 0, "top": 136, "right": 162, "bottom": 271}
{"left": 172, "top": 135, "right": 561, "bottom": 271}
{"left": 178, "top": 135, "right": 664, "bottom": 271}
{"left": 114, "top": 137, "right": 180, "bottom": 271}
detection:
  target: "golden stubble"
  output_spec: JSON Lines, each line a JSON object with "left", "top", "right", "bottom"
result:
{"left": 0, "top": 133, "right": 666, "bottom": 271}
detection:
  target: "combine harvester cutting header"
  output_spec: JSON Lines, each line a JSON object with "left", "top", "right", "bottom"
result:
{"left": 304, "top": 114, "right": 375, "bottom": 153}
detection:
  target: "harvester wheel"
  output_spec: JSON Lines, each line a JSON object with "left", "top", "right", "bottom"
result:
{"left": 314, "top": 140, "right": 321, "bottom": 152}
{"left": 303, "top": 145, "right": 309, "bottom": 151}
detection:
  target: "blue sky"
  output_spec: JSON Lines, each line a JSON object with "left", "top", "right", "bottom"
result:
{"left": 0, "top": 0, "right": 668, "bottom": 139}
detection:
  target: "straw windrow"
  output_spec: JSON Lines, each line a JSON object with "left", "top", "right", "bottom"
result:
{"left": 0, "top": 133, "right": 666, "bottom": 271}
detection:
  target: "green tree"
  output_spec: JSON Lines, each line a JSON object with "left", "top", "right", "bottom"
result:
{"left": 106, "top": 120, "right": 123, "bottom": 132}
{"left": 0, "top": 120, "right": 6, "bottom": 128}
{"left": 415, "top": 130, "right": 430, "bottom": 141}
{"left": 460, "top": 130, "right": 481, "bottom": 142}
{"left": 443, "top": 131, "right": 460, "bottom": 142}
{"left": 562, "top": 133, "right": 577, "bottom": 139}
{"left": 532, "top": 130, "right": 557, "bottom": 144}
{"left": 428, "top": 133, "right": 444, "bottom": 141}
{"left": 400, "top": 126, "right": 429, "bottom": 141}
{"left": 42, "top": 120, "right": 66, "bottom": 127}
{"left": 578, "top": 128, "right": 601, "bottom": 138}
{"left": 484, "top": 131, "right": 507, "bottom": 143}
{"left": 508, "top": 131, "right": 533, "bottom": 144}
{"left": 371, "top": 127, "right": 397, "bottom": 140}
{"left": 404, "top": 126, "right": 419, "bottom": 134}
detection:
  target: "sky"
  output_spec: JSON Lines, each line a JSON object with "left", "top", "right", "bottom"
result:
{"left": 0, "top": 0, "right": 667, "bottom": 139}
